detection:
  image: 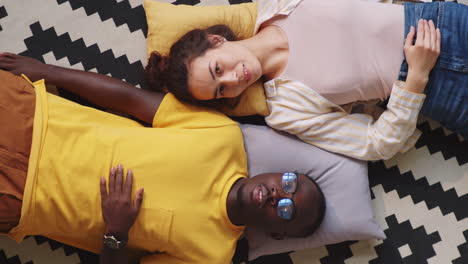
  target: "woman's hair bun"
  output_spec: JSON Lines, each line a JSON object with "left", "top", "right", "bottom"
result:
{"left": 145, "top": 51, "right": 169, "bottom": 93}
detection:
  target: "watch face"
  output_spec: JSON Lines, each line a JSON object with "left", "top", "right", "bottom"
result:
{"left": 104, "top": 235, "right": 121, "bottom": 249}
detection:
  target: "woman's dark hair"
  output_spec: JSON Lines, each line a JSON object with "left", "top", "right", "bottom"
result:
{"left": 145, "top": 24, "right": 239, "bottom": 109}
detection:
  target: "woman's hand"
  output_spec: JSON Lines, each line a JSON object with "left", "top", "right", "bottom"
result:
{"left": 100, "top": 164, "right": 144, "bottom": 236}
{"left": 403, "top": 19, "right": 441, "bottom": 93}
{"left": 0, "top": 53, "right": 51, "bottom": 82}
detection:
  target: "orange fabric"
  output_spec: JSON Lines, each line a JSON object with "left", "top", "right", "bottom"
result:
{"left": 0, "top": 70, "right": 35, "bottom": 232}
{"left": 0, "top": 194, "right": 22, "bottom": 233}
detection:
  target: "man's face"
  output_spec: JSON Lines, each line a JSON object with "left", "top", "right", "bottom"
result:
{"left": 236, "top": 173, "right": 322, "bottom": 238}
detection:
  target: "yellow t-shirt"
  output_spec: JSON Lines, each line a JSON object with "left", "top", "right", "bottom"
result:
{"left": 9, "top": 78, "right": 247, "bottom": 264}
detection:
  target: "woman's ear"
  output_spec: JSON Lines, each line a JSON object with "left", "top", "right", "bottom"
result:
{"left": 207, "top": 34, "right": 226, "bottom": 46}
{"left": 270, "top": 232, "right": 285, "bottom": 240}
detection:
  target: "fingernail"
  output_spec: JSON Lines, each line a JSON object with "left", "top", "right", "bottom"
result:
{"left": 110, "top": 167, "right": 115, "bottom": 174}
{"left": 128, "top": 169, "right": 133, "bottom": 175}
{"left": 101, "top": 176, "right": 105, "bottom": 183}
{"left": 118, "top": 164, "right": 123, "bottom": 170}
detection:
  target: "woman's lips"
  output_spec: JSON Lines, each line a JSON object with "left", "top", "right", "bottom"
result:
{"left": 252, "top": 184, "right": 268, "bottom": 208}
{"left": 243, "top": 64, "right": 251, "bottom": 83}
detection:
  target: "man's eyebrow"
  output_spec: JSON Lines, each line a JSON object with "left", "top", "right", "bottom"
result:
{"left": 208, "top": 60, "right": 217, "bottom": 99}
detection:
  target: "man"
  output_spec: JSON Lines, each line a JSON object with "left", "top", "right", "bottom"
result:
{"left": 99, "top": 165, "right": 324, "bottom": 263}
{"left": 0, "top": 54, "right": 325, "bottom": 264}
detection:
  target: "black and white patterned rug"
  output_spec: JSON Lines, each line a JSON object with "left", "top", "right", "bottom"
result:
{"left": 0, "top": 0, "right": 466, "bottom": 263}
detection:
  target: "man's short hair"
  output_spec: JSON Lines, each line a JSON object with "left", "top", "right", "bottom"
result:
{"left": 302, "top": 176, "right": 326, "bottom": 237}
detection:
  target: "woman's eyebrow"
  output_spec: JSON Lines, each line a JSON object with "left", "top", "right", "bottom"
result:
{"left": 208, "top": 60, "right": 218, "bottom": 99}
{"left": 213, "top": 87, "right": 218, "bottom": 99}
{"left": 208, "top": 60, "right": 215, "bottom": 80}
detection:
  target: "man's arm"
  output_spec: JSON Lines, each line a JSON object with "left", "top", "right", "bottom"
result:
{"left": 0, "top": 53, "right": 163, "bottom": 124}
{"left": 100, "top": 165, "right": 144, "bottom": 264}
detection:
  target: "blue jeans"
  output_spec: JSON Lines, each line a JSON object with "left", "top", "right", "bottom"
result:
{"left": 398, "top": 2, "right": 467, "bottom": 136}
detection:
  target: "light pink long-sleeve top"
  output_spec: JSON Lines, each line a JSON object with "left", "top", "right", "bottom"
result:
{"left": 257, "top": 0, "right": 426, "bottom": 160}
{"left": 267, "top": 0, "right": 405, "bottom": 104}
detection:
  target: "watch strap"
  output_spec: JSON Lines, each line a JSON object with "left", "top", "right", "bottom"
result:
{"left": 103, "top": 234, "right": 127, "bottom": 249}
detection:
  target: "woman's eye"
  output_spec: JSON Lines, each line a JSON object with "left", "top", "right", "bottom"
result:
{"left": 215, "top": 65, "right": 221, "bottom": 74}
{"left": 219, "top": 86, "right": 225, "bottom": 96}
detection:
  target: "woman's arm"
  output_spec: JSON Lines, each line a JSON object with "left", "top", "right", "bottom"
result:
{"left": 0, "top": 53, "right": 163, "bottom": 124}
{"left": 265, "top": 19, "right": 440, "bottom": 161}
{"left": 402, "top": 19, "right": 440, "bottom": 94}
{"left": 266, "top": 84, "right": 426, "bottom": 160}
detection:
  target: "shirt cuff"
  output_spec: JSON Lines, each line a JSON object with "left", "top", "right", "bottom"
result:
{"left": 389, "top": 81, "right": 426, "bottom": 110}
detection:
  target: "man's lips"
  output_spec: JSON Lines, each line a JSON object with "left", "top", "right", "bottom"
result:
{"left": 252, "top": 184, "right": 269, "bottom": 208}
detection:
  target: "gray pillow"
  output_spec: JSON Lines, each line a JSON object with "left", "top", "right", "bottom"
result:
{"left": 240, "top": 124, "right": 384, "bottom": 260}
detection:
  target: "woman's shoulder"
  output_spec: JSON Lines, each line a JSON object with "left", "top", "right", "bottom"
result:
{"left": 255, "top": 0, "right": 302, "bottom": 32}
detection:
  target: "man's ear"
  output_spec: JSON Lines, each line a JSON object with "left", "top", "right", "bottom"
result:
{"left": 207, "top": 34, "right": 226, "bottom": 47}
{"left": 270, "top": 232, "right": 285, "bottom": 240}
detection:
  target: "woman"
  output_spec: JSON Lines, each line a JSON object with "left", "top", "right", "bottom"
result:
{"left": 145, "top": 0, "right": 467, "bottom": 160}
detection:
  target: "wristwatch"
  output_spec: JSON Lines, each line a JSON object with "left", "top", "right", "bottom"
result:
{"left": 103, "top": 234, "right": 127, "bottom": 250}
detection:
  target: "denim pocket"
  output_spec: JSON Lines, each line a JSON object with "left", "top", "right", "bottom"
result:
{"left": 437, "top": 52, "right": 468, "bottom": 73}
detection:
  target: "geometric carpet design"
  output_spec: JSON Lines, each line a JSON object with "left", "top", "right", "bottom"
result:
{"left": 0, "top": 0, "right": 466, "bottom": 263}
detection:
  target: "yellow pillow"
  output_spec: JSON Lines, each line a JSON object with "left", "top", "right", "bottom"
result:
{"left": 144, "top": 0, "right": 270, "bottom": 116}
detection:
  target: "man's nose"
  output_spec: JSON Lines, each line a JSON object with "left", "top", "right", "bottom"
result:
{"left": 268, "top": 187, "right": 283, "bottom": 207}
{"left": 268, "top": 187, "right": 293, "bottom": 207}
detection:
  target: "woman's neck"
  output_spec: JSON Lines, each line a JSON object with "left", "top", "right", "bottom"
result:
{"left": 238, "top": 25, "right": 289, "bottom": 80}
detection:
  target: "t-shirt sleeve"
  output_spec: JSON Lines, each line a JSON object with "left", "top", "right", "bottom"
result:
{"left": 140, "top": 253, "right": 186, "bottom": 264}
{"left": 140, "top": 252, "right": 232, "bottom": 264}
{"left": 152, "top": 93, "right": 237, "bottom": 129}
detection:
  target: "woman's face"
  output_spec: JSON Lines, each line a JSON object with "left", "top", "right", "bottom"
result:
{"left": 188, "top": 37, "right": 262, "bottom": 100}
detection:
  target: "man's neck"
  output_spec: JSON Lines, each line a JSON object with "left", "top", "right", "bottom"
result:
{"left": 226, "top": 178, "right": 247, "bottom": 226}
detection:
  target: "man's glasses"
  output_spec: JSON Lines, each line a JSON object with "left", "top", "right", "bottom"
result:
{"left": 277, "top": 172, "right": 298, "bottom": 220}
